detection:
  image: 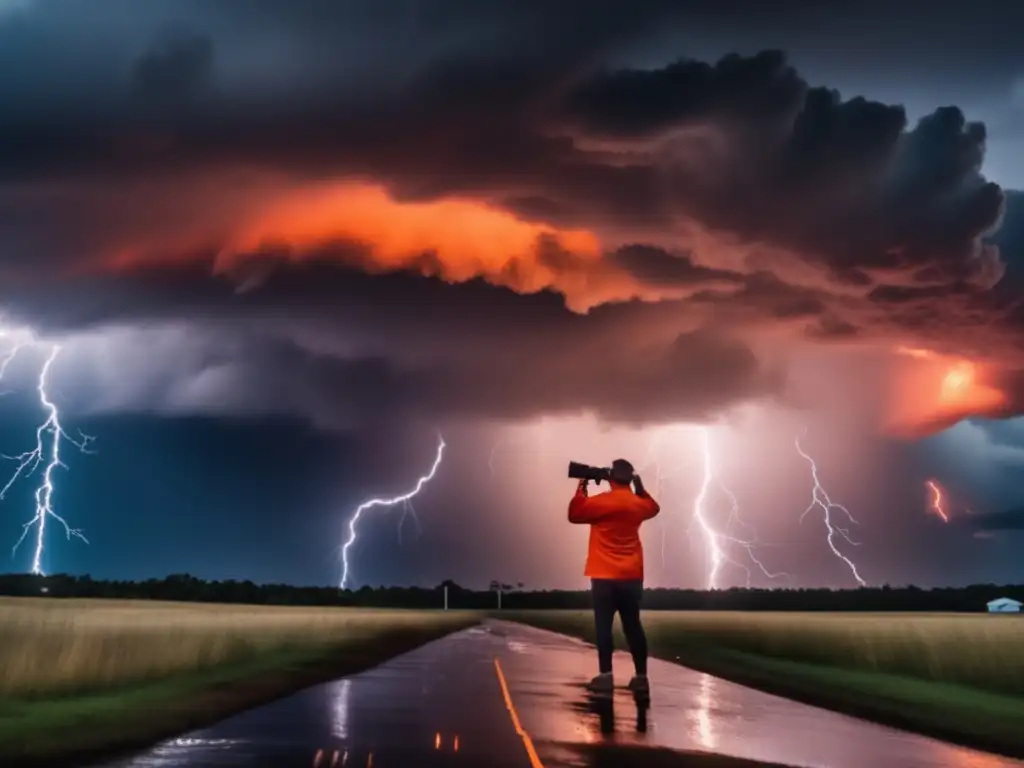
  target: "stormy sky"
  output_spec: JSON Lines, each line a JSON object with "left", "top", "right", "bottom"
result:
{"left": 1, "top": 0, "right": 1023, "bottom": 590}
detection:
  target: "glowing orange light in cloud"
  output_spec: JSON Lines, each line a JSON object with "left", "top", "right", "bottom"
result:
{"left": 205, "top": 181, "right": 649, "bottom": 310}
{"left": 885, "top": 347, "right": 1008, "bottom": 437}
{"left": 924, "top": 479, "right": 949, "bottom": 523}
{"left": 941, "top": 361, "right": 975, "bottom": 399}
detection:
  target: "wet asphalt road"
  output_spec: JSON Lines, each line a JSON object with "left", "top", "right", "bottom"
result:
{"left": 98, "top": 619, "right": 1024, "bottom": 768}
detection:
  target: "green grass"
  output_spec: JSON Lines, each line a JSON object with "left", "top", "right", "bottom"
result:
{"left": 0, "top": 598, "right": 479, "bottom": 767}
{"left": 505, "top": 610, "right": 1024, "bottom": 759}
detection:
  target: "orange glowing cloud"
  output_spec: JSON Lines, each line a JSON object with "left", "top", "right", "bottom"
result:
{"left": 885, "top": 347, "right": 1009, "bottom": 436}
{"left": 206, "top": 181, "right": 654, "bottom": 311}
{"left": 94, "top": 178, "right": 679, "bottom": 311}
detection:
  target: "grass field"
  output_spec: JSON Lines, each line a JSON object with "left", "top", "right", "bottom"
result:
{"left": 505, "top": 610, "right": 1024, "bottom": 759}
{"left": 0, "top": 598, "right": 478, "bottom": 766}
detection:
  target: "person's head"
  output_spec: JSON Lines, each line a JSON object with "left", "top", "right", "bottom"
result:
{"left": 609, "top": 458, "right": 634, "bottom": 487}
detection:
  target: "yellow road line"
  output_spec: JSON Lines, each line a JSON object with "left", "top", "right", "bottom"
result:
{"left": 493, "top": 657, "right": 545, "bottom": 768}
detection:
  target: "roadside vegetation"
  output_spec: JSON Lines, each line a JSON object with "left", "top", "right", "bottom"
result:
{"left": 0, "top": 598, "right": 477, "bottom": 766}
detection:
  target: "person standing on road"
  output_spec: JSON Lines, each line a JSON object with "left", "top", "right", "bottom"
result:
{"left": 568, "top": 458, "right": 660, "bottom": 696}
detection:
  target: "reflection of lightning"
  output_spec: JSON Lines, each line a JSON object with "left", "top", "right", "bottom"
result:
{"left": 794, "top": 435, "right": 866, "bottom": 587}
{"left": 644, "top": 426, "right": 787, "bottom": 589}
{"left": 925, "top": 479, "right": 950, "bottom": 523}
{"left": 340, "top": 436, "right": 445, "bottom": 589}
{"left": 0, "top": 343, "right": 95, "bottom": 575}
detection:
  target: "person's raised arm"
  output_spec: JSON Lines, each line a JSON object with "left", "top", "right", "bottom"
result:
{"left": 633, "top": 473, "right": 661, "bottom": 520}
{"left": 568, "top": 479, "right": 612, "bottom": 524}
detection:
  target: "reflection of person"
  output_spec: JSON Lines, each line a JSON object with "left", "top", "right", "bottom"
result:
{"left": 568, "top": 458, "right": 660, "bottom": 695}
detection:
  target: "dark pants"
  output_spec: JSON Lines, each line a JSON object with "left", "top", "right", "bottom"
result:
{"left": 591, "top": 578, "right": 648, "bottom": 675}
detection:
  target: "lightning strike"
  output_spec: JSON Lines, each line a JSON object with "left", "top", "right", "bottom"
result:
{"left": 690, "top": 427, "right": 789, "bottom": 589}
{"left": 642, "top": 427, "right": 787, "bottom": 589}
{"left": 396, "top": 499, "right": 423, "bottom": 544}
{"left": 925, "top": 479, "right": 950, "bottom": 523}
{"left": 718, "top": 480, "right": 791, "bottom": 587}
{"left": 0, "top": 343, "right": 22, "bottom": 383}
{"left": 487, "top": 442, "right": 502, "bottom": 479}
{"left": 691, "top": 427, "right": 725, "bottom": 588}
{"left": 340, "top": 435, "right": 446, "bottom": 589}
{"left": 794, "top": 435, "right": 866, "bottom": 587}
{"left": 0, "top": 340, "right": 95, "bottom": 575}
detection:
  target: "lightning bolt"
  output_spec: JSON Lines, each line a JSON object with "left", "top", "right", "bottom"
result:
{"left": 487, "top": 442, "right": 502, "bottom": 479}
{"left": 925, "top": 479, "right": 950, "bottom": 523}
{"left": 691, "top": 427, "right": 725, "bottom": 588}
{"left": 0, "top": 339, "right": 24, "bottom": 391}
{"left": 691, "top": 427, "right": 789, "bottom": 589}
{"left": 0, "top": 337, "right": 95, "bottom": 575}
{"left": 396, "top": 499, "right": 423, "bottom": 545}
{"left": 642, "top": 426, "right": 787, "bottom": 589}
{"left": 339, "top": 435, "right": 445, "bottom": 589}
{"left": 717, "top": 478, "right": 790, "bottom": 587}
{"left": 794, "top": 434, "right": 866, "bottom": 587}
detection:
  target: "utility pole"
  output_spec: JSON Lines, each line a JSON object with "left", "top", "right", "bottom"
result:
{"left": 444, "top": 584, "right": 448, "bottom": 611}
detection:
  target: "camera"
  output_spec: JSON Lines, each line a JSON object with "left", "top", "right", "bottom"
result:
{"left": 568, "top": 461, "right": 611, "bottom": 484}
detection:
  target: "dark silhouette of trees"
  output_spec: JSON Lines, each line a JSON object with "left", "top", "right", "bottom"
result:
{"left": 0, "top": 573, "right": 1021, "bottom": 612}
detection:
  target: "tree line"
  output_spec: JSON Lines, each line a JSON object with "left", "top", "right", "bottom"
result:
{"left": 0, "top": 573, "right": 1021, "bottom": 611}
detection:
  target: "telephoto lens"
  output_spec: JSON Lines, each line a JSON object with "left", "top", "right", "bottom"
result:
{"left": 567, "top": 461, "right": 610, "bottom": 483}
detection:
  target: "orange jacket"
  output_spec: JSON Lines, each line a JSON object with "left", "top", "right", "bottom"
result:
{"left": 568, "top": 481, "right": 660, "bottom": 580}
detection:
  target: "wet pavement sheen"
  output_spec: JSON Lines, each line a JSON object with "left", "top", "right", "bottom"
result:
{"left": 98, "top": 619, "right": 1024, "bottom": 768}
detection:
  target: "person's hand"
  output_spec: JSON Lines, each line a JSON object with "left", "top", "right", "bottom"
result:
{"left": 577, "top": 478, "right": 589, "bottom": 495}
{"left": 632, "top": 473, "right": 647, "bottom": 496}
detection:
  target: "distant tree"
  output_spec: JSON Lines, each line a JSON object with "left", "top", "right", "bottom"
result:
{"left": 0, "top": 572, "right": 1020, "bottom": 612}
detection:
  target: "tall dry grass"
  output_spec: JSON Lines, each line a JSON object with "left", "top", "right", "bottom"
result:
{"left": 0, "top": 598, "right": 475, "bottom": 698}
{"left": 511, "top": 610, "right": 1024, "bottom": 696}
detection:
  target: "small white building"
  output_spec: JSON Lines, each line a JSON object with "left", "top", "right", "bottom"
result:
{"left": 987, "top": 597, "right": 1022, "bottom": 613}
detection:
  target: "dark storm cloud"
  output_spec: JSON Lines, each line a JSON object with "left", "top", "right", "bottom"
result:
{"left": 960, "top": 508, "right": 1024, "bottom": 532}
{"left": 0, "top": 0, "right": 1023, "bottom": 427}
{"left": 991, "top": 191, "right": 1024, "bottom": 284}
{"left": 9, "top": 260, "right": 784, "bottom": 428}
{"left": 608, "top": 245, "right": 745, "bottom": 288}
{"left": 561, "top": 55, "right": 1005, "bottom": 290}
{"left": 131, "top": 29, "right": 214, "bottom": 101}
{"left": 560, "top": 49, "right": 806, "bottom": 139}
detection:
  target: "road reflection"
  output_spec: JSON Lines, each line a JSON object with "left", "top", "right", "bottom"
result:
{"left": 331, "top": 678, "right": 352, "bottom": 741}
{"left": 693, "top": 672, "right": 717, "bottom": 751}
{"left": 500, "top": 621, "right": 1024, "bottom": 768}
{"left": 569, "top": 690, "right": 651, "bottom": 742}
